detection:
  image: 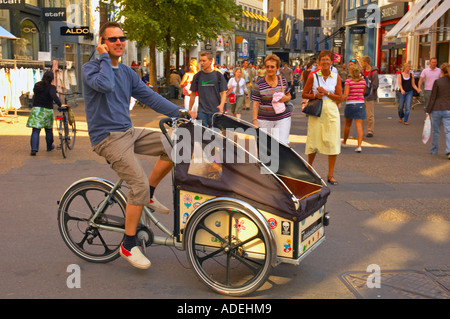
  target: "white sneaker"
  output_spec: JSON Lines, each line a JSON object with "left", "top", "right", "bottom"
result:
{"left": 145, "top": 196, "right": 169, "bottom": 214}
{"left": 120, "top": 244, "right": 151, "bottom": 269}
{"left": 355, "top": 147, "right": 362, "bottom": 153}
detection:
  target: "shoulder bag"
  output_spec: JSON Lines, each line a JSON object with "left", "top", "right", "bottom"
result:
{"left": 302, "top": 73, "right": 323, "bottom": 117}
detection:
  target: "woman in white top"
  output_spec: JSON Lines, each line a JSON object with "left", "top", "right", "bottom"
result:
{"left": 302, "top": 50, "right": 343, "bottom": 185}
{"left": 226, "top": 67, "right": 247, "bottom": 119}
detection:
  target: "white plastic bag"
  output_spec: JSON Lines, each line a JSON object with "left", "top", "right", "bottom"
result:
{"left": 422, "top": 114, "right": 431, "bottom": 144}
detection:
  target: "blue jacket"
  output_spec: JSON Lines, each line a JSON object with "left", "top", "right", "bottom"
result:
{"left": 82, "top": 53, "right": 180, "bottom": 146}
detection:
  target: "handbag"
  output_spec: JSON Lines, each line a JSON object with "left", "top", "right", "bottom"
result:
{"left": 302, "top": 73, "right": 323, "bottom": 117}
{"left": 285, "top": 101, "right": 294, "bottom": 112}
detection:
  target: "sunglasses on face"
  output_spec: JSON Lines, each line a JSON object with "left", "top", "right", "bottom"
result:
{"left": 104, "top": 36, "right": 127, "bottom": 43}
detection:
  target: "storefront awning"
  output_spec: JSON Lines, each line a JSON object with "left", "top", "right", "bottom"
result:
{"left": 0, "top": 26, "right": 18, "bottom": 39}
{"left": 384, "top": 0, "right": 437, "bottom": 40}
{"left": 398, "top": 0, "right": 442, "bottom": 37}
{"left": 415, "top": 0, "right": 450, "bottom": 35}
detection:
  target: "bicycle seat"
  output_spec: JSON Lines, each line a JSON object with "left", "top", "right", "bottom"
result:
{"left": 58, "top": 106, "right": 68, "bottom": 112}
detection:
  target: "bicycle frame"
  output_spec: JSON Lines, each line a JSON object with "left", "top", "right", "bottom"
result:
{"left": 77, "top": 177, "right": 181, "bottom": 248}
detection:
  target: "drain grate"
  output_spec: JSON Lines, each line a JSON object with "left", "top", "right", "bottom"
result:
{"left": 339, "top": 268, "right": 450, "bottom": 299}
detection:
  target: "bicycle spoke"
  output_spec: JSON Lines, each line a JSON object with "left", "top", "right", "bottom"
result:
{"left": 197, "top": 246, "right": 225, "bottom": 265}
{"left": 229, "top": 251, "right": 263, "bottom": 275}
{"left": 197, "top": 219, "right": 227, "bottom": 244}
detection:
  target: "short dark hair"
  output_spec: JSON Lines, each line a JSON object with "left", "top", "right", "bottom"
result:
{"left": 200, "top": 51, "right": 213, "bottom": 61}
{"left": 99, "top": 21, "right": 122, "bottom": 38}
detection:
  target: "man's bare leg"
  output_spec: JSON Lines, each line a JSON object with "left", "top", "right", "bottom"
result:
{"left": 148, "top": 159, "right": 172, "bottom": 187}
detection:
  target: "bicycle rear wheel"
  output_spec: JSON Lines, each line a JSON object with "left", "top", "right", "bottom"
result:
{"left": 57, "top": 180, "right": 126, "bottom": 263}
{"left": 184, "top": 201, "right": 274, "bottom": 296}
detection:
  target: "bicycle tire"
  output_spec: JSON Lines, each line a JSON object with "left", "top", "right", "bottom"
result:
{"left": 59, "top": 119, "right": 68, "bottom": 158}
{"left": 67, "top": 121, "right": 76, "bottom": 150}
{"left": 184, "top": 201, "right": 274, "bottom": 297}
{"left": 57, "top": 180, "right": 127, "bottom": 263}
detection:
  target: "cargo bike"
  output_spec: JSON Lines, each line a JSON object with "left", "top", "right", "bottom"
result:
{"left": 57, "top": 113, "right": 331, "bottom": 296}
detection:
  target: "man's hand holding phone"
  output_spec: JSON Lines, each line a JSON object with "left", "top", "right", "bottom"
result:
{"left": 97, "top": 37, "right": 109, "bottom": 55}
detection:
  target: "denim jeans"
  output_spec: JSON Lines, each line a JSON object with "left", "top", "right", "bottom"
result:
{"left": 196, "top": 112, "right": 214, "bottom": 128}
{"left": 398, "top": 90, "right": 414, "bottom": 122}
{"left": 430, "top": 110, "right": 450, "bottom": 155}
{"left": 30, "top": 127, "right": 54, "bottom": 152}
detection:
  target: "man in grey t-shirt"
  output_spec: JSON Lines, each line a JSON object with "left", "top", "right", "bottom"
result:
{"left": 189, "top": 51, "right": 227, "bottom": 127}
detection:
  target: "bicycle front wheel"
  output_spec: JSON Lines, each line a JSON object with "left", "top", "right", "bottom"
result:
{"left": 57, "top": 181, "right": 127, "bottom": 263}
{"left": 67, "top": 120, "right": 76, "bottom": 150}
{"left": 59, "top": 119, "right": 69, "bottom": 158}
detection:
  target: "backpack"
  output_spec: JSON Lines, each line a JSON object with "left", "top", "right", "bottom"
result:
{"left": 363, "top": 69, "right": 377, "bottom": 97}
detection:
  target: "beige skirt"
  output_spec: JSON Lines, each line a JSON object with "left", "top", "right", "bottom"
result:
{"left": 305, "top": 98, "right": 341, "bottom": 155}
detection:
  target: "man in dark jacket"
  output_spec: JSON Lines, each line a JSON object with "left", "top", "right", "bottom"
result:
{"left": 361, "top": 56, "right": 379, "bottom": 137}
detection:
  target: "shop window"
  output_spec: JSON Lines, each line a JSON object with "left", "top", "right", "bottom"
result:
{"left": 14, "top": 19, "right": 39, "bottom": 60}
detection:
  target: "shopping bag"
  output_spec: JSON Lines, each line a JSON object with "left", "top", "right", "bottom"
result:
{"left": 422, "top": 114, "right": 431, "bottom": 144}
{"left": 228, "top": 92, "right": 235, "bottom": 104}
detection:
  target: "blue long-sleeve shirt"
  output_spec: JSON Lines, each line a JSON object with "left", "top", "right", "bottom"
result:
{"left": 82, "top": 53, "right": 180, "bottom": 146}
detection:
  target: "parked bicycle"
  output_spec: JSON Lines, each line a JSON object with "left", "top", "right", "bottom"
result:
{"left": 54, "top": 92, "right": 80, "bottom": 158}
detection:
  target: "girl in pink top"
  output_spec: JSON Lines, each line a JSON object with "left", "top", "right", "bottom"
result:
{"left": 342, "top": 64, "right": 366, "bottom": 152}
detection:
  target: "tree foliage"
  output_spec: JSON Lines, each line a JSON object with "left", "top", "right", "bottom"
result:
{"left": 115, "top": 0, "right": 242, "bottom": 85}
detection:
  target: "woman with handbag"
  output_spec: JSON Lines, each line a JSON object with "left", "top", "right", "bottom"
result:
{"left": 341, "top": 63, "right": 366, "bottom": 153}
{"left": 226, "top": 67, "right": 247, "bottom": 119}
{"left": 26, "top": 70, "right": 66, "bottom": 156}
{"left": 302, "top": 50, "right": 343, "bottom": 185}
{"left": 252, "top": 54, "right": 292, "bottom": 145}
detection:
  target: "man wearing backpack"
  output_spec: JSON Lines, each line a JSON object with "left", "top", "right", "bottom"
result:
{"left": 189, "top": 51, "right": 227, "bottom": 127}
{"left": 360, "top": 56, "right": 379, "bottom": 137}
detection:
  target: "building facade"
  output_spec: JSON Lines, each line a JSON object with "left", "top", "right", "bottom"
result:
{"left": 329, "top": 0, "right": 450, "bottom": 73}
{"left": 266, "top": 0, "right": 334, "bottom": 65}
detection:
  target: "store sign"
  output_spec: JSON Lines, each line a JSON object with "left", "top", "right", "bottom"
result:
{"left": 61, "top": 26, "right": 90, "bottom": 36}
{"left": 380, "top": 3, "right": 408, "bottom": 22}
{"left": 303, "top": 10, "right": 321, "bottom": 27}
{"left": 350, "top": 26, "right": 366, "bottom": 34}
{"left": 323, "top": 20, "right": 337, "bottom": 28}
{"left": 0, "top": 0, "right": 25, "bottom": 10}
{"left": 43, "top": 8, "right": 66, "bottom": 21}
{"left": 333, "top": 38, "right": 343, "bottom": 47}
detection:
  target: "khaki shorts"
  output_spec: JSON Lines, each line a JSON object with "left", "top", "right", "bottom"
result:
{"left": 92, "top": 127, "right": 170, "bottom": 205}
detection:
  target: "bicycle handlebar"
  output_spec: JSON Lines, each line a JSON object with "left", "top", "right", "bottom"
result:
{"left": 159, "top": 109, "right": 191, "bottom": 148}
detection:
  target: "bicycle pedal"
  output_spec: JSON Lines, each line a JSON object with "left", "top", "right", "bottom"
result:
{"left": 141, "top": 240, "right": 147, "bottom": 256}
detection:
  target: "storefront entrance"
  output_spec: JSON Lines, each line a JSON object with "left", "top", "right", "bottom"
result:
{"left": 380, "top": 47, "right": 406, "bottom": 74}
{"left": 379, "top": 24, "right": 406, "bottom": 74}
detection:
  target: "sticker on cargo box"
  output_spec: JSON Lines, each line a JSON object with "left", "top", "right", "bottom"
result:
{"left": 301, "top": 218, "right": 322, "bottom": 242}
{"left": 267, "top": 218, "right": 277, "bottom": 229}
